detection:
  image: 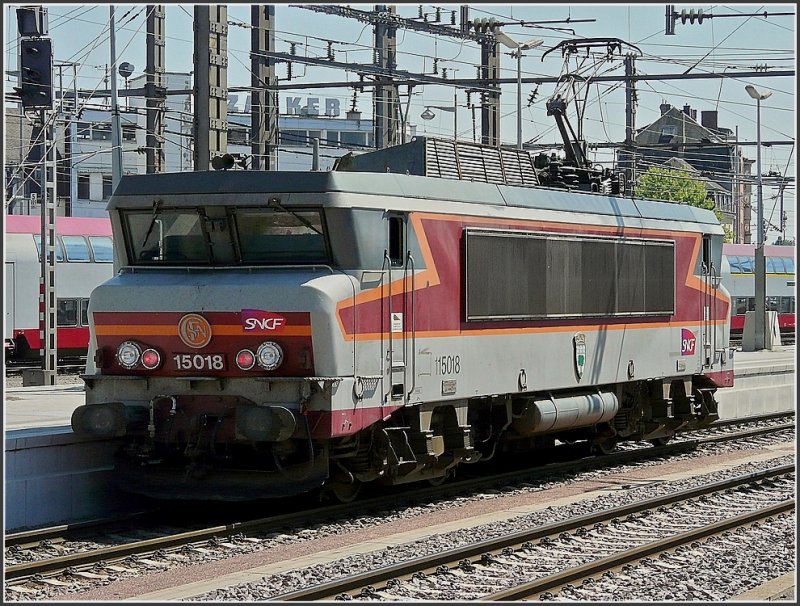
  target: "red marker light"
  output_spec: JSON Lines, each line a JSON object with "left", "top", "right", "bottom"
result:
{"left": 236, "top": 349, "right": 256, "bottom": 370}
{"left": 141, "top": 348, "right": 162, "bottom": 370}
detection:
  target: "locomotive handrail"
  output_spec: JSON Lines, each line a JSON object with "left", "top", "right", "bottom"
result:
{"left": 405, "top": 251, "right": 417, "bottom": 401}
{"left": 383, "top": 250, "right": 393, "bottom": 405}
{"left": 121, "top": 264, "right": 337, "bottom": 273}
{"left": 710, "top": 262, "right": 718, "bottom": 362}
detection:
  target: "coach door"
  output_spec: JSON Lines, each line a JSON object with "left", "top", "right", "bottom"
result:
{"left": 383, "top": 214, "right": 411, "bottom": 407}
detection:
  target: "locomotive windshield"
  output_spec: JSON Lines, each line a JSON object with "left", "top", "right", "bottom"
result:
{"left": 124, "top": 206, "right": 329, "bottom": 266}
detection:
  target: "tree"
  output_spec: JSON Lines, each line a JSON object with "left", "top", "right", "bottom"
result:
{"left": 635, "top": 166, "right": 733, "bottom": 242}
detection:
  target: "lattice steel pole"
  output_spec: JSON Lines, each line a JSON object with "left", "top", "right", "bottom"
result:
{"left": 39, "top": 108, "right": 57, "bottom": 385}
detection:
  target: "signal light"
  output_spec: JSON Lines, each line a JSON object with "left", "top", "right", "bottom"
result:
{"left": 141, "top": 348, "right": 162, "bottom": 370}
{"left": 211, "top": 153, "right": 235, "bottom": 170}
{"left": 16, "top": 37, "right": 53, "bottom": 109}
{"left": 236, "top": 349, "right": 256, "bottom": 370}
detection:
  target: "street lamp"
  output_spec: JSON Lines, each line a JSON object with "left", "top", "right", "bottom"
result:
{"left": 494, "top": 31, "right": 544, "bottom": 150}
{"left": 745, "top": 84, "right": 772, "bottom": 350}
{"left": 420, "top": 88, "right": 458, "bottom": 141}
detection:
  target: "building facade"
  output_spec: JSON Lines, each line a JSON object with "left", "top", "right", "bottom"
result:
{"left": 617, "top": 102, "right": 754, "bottom": 243}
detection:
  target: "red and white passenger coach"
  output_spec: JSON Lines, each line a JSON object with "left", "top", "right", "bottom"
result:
{"left": 5, "top": 215, "right": 113, "bottom": 360}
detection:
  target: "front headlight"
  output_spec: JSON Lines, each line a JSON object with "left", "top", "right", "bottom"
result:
{"left": 256, "top": 342, "right": 283, "bottom": 370}
{"left": 117, "top": 341, "right": 142, "bottom": 369}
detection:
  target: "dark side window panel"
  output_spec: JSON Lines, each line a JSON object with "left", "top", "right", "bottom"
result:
{"left": 465, "top": 230, "right": 675, "bottom": 320}
{"left": 388, "top": 215, "right": 404, "bottom": 266}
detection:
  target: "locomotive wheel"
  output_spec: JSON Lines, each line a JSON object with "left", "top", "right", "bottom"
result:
{"left": 590, "top": 438, "right": 618, "bottom": 455}
{"left": 327, "top": 479, "right": 362, "bottom": 503}
{"left": 427, "top": 469, "right": 454, "bottom": 487}
{"left": 649, "top": 436, "right": 671, "bottom": 447}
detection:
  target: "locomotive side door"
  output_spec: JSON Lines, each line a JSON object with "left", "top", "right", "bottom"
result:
{"left": 384, "top": 214, "right": 409, "bottom": 408}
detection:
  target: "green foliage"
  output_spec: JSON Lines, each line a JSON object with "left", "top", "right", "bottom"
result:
{"left": 634, "top": 166, "right": 711, "bottom": 207}
{"left": 635, "top": 166, "right": 733, "bottom": 243}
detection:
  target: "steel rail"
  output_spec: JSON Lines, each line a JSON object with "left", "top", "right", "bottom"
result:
{"left": 276, "top": 463, "right": 794, "bottom": 601}
{"left": 698, "top": 422, "right": 794, "bottom": 445}
{"left": 4, "top": 511, "right": 161, "bottom": 549}
{"left": 483, "top": 499, "right": 795, "bottom": 601}
{"left": 708, "top": 411, "right": 794, "bottom": 429}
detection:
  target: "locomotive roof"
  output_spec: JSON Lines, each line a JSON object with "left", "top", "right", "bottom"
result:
{"left": 110, "top": 169, "right": 721, "bottom": 227}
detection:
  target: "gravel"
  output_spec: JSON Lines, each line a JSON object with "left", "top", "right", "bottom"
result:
{"left": 191, "top": 455, "right": 794, "bottom": 602}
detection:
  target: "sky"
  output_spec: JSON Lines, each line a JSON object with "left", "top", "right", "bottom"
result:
{"left": 3, "top": 3, "right": 797, "bottom": 241}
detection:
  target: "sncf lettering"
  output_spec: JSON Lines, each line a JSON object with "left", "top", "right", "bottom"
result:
{"left": 244, "top": 317, "right": 285, "bottom": 331}
{"left": 680, "top": 328, "right": 697, "bottom": 356}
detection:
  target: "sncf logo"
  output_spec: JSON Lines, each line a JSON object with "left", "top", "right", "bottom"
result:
{"left": 242, "top": 309, "right": 286, "bottom": 333}
{"left": 178, "top": 313, "right": 212, "bottom": 349}
{"left": 681, "top": 328, "right": 697, "bottom": 356}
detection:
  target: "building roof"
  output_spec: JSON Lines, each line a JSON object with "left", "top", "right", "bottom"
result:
{"left": 636, "top": 106, "right": 726, "bottom": 147}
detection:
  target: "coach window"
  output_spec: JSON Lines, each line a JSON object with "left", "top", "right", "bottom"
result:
{"left": 80, "top": 299, "right": 90, "bottom": 326}
{"left": 388, "top": 215, "right": 404, "bottom": 267}
{"left": 88, "top": 236, "right": 114, "bottom": 262}
{"left": 57, "top": 299, "right": 79, "bottom": 327}
{"left": 735, "top": 298, "right": 748, "bottom": 315}
{"left": 62, "top": 236, "right": 91, "bottom": 262}
{"left": 784, "top": 258, "right": 795, "bottom": 273}
{"left": 33, "top": 235, "right": 64, "bottom": 262}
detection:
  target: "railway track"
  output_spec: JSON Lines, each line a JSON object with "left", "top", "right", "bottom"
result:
{"left": 276, "top": 463, "right": 795, "bottom": 601}
{"left": 4, "top": 414, "right": 794, "bottom": 594}
{"left": 4, "top": 361, "right": 86, "bottom": 378}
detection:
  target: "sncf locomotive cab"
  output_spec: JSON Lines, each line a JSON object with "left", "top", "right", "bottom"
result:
{"left": 73, "top": 172, "right": 425, "bottom": 499}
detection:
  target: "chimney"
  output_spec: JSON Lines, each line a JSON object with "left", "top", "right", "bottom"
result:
{"left": 701, "top": 110, "right": 718, "bottom": 130}
{"left": 660, "top": 101, "right": 671, "bottom": 115}
{"left": 682, "top": 104, "right": 697, "bottom": 120}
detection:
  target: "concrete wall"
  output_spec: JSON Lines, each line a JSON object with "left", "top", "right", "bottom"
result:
{"left": 5, "top": 429, "right": 136, "bottom": 532}
{"left": 716, "top": 362, "right": 795, "bottom": 419}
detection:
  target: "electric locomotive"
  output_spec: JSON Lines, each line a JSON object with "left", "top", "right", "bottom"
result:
{"left": 72, "top": 137, "right": 735, "bottom": 500}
